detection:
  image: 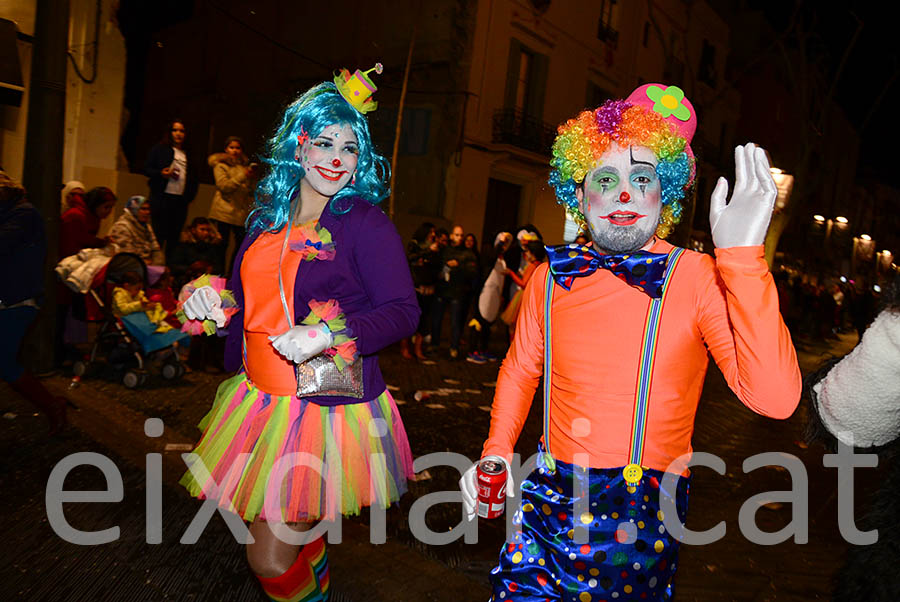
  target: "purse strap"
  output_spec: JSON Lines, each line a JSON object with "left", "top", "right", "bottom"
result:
{"left": 277, "top": 216, "right": 295, "bottom": 329}
{"left": 541, "top": 247, "right": 685, "bottom": 477}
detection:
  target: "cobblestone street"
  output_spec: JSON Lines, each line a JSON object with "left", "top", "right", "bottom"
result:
{"left": 1, "top": 330, "right": 873, "bottom": 601}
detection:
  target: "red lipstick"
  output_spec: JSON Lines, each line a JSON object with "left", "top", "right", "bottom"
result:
{"left": 599, "top": 211, "right": 647, "bottom": 226}
{"left": 313, "top": 166, "right": 347, "bottom": 182}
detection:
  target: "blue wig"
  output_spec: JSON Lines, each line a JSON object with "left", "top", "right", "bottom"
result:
{"left": 247, "top": 82, "right": 390, "bottom": 234}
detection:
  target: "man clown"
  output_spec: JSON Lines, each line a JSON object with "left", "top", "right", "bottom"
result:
{"left": 460, "top": 84, "right": 802, "bottom": 600}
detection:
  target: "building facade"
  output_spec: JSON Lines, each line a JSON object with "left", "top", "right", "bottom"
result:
{"left": 452, "top": 0, "right": 736, "bottom": 249}
{"left": 2, "top": 0, "right": 737, "bottom": 249}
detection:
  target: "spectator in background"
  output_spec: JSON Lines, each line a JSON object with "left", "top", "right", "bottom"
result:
{"left": 504, "top": 224, "right": 543, "bottom": 304}
{"left": 147, "top": 269, "right": 182, "bottom": 331}
{"left": 57, "top": 185, "right": 117, "bottom": 365}
{"left": 59, "top": 186, "right": 115, "bottom": 259}
{"left": 0, "top": 170, "right": 67, "bottom": 435}
{"left": 431, "top": 225, "right": 478, "bottom": 359}
{"left": 111, "top": 271, "right": 175, "bottom": 333}
{"left": 850, "top": 279, "right": 878, "bottom": 337}
{"left": 467, "top": 231, "right": 513, "bottom": 364}
{"left": 405, "top": 222, "right": 440, "bottom": 360}
{"left": 144, "top": 119, "right": 199, "bottom": 253}
{"left": 463, "top": 232, "right": 482, "bottom": 322}
{"left": 435, "top": 227, "right": 449, "bottom": 250}
{"left": 109, "top": 195, "right": 165, "bottom": 265}
{"left": 59, "top": 180, "right": 85, "bottom": 213}
{"left": 208, "top": 136, "right": 259, "bottom": 273}
{"left": 500, "top": 237, "right": 547, "bottom": 339}
{"left": 168, "top": 217, "right": 224, "bottom": 287}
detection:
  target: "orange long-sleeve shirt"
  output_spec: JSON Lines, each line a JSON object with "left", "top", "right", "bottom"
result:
{"left": 483, "top": 241, "right": 801, "bottom": 475}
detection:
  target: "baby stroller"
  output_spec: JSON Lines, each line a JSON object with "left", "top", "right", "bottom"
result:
{"left": 72, "top": 252, "right": 189, "bottom": 389}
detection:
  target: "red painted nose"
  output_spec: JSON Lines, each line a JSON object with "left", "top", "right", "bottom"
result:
{"left": 619, "top": 191, "right": 631, "bottom": 202}
{"left": 331, "top": 158, "right": 342, "bottom": 167}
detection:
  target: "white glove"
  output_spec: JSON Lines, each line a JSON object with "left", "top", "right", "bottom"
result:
{"left": 459, "top": 455, "right": 515, "bottom": 521}
{"left": 709, "top": 143, "right": 779, "bottom": 249}
{"left": 183, "top": 285, "right": 227, "bottom": 328}
{"left": 268, "top": 324, "right": 333, "bottom": 364}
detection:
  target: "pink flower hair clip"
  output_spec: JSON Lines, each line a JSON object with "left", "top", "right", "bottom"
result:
{"left": 296, "top": 126, "right": 309, "bottom": 147}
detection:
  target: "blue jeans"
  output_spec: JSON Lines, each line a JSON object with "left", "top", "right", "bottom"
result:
{"left": 0, "top": 306, "right": 38, "bottom": 382}
{"left": 431, "top": 296, "right": 464, "bottom": 351}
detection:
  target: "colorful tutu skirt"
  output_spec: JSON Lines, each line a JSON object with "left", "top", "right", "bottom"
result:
{"left": 179, "top": 372, "right": 414, "bottom": 523}
{"left": 491, "top": 446, "right": 691, "bottom": 601}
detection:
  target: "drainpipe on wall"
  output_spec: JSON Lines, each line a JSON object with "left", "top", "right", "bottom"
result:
{"left": 21, "top": 0, "right": 70, "bottom": 372}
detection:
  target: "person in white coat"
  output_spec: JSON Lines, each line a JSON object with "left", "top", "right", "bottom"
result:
{"left": 808, "top": 272, "right": 900, "bottom": 601}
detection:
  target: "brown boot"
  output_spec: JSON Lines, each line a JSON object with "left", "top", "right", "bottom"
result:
{"left": 10, "top": 370, "right": 67, "bottom": 436}
{"left": 400, "top": 337, "right": 414, "bottom": 360}
{"left": 413, "top": 333, "right": 427, "bottom": 360}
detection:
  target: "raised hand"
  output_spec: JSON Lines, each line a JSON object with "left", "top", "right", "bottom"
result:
{"left": 709, "top": 143, "right": 778, "bottom": 249}
{"left": 268, "top": 323, "right": 333, "bottom": 364}
{"left": 182, "top": 285, "right": 226, "bottom": 328}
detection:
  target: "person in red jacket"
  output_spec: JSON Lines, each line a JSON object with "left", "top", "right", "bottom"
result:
{"left": 56, "top": 186, "right": 116, "bottom": 366}
{"left": 59, "top": 186, "right": 115, "bottom": 259}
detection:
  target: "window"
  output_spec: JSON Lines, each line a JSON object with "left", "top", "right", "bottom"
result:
{"left": 698, "top": 39, "right": 717, "bottom": 88}
{"left": 586, "top": 82, "right": 613, "bottom": 109}
{"left": 504, "top": 39, "right": 549, "bottom": 120}
{"left": 399, "top": 108, "right": 431, "bottom": 156}
{"left": 597, "top": 0, "right": 619, "bottom": 47}
{"left": 515, "top": 49, "right": 533, "bottom": 113}
{"left": 664, "top": 33, "right": 684, "bottom": 82}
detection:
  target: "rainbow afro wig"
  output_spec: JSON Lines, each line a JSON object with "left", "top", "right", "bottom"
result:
{"left": 549, "top": 84, "right": 697, "bottom": 239}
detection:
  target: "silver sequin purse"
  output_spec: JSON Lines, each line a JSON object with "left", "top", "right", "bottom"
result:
{"left": 294, "top": 352, "right": 364, "bottom": 398}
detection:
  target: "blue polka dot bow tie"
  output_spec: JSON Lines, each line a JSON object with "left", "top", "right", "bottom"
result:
{"left": 546, "top": 244, "right": 669, "bottom": 297}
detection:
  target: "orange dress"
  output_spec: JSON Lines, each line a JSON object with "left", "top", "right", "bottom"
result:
{"left": 240, "top": 225, "right": 307, "bottom": 395}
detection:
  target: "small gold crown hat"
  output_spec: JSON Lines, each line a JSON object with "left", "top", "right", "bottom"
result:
{"left": 334, "top": 63, "right": 383, "bottom": 114}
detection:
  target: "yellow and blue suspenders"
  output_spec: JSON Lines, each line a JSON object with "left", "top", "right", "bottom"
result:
{"left": 541, "top": 247, "right": 686, "bottom": 479}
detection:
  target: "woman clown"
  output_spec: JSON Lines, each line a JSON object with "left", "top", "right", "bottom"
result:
{"left": 181, "top": 65, "right": 420, "bottom": 602}
{"left": 461, "top": 84, "right": 802, "bottom": 600}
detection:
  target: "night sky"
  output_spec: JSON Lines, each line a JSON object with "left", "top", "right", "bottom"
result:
{"left": 752, "top": 1, "right": 896, "bottom": 177}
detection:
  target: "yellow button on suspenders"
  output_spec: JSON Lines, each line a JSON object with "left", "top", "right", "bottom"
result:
{"left": 622, "top": 463, "right": 643, "bottom": 485}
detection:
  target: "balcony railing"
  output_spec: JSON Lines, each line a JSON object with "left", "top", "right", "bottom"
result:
{"left": 597, "top": 24, "right": 619, "bottom": 46}
{"left": 492, "top": 108, "right": 556, "bottom": 156}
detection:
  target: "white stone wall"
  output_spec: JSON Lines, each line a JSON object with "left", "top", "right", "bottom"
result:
{"left": 0, "top": 0, "right": 126, "bottom": 190}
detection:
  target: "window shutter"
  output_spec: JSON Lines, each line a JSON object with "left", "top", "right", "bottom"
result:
{"left": 504, "top": 39, "right": 522, "bottom": 109}
{"left": 527, "top": 52, "right": 549, "bottom": 120}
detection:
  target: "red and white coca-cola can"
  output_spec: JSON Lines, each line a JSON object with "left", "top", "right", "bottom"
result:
{"left": 476, "top": 456, "right": 507, "bottom": 519}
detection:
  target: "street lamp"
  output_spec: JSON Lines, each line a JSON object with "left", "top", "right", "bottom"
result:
{"left": 769, "top": 168, "right": 794, "bottom": 210}
{"left": 876, "top": 249, "right": 895, "bottom": 277}
{"left": 811, "top": 214, "right": 853, "bottom": 275}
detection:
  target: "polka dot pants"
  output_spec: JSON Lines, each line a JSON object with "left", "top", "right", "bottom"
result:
{"left": 489, "top": 451, "right": 690, "bottom": 601}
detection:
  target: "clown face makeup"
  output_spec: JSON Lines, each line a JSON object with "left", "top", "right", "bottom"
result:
{"left": 576, "top": 144, "right": 662, "bottom": 253}
{"left": 297, "top": 123, "right": 359, "bottom": 198}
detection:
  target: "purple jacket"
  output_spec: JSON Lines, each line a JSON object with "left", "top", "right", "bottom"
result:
{"left": 225, "top": 198, "right": 420, "bottom": 406}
